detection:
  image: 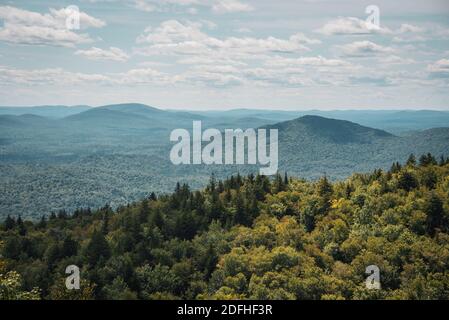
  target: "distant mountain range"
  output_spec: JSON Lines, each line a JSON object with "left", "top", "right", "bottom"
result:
{"left": 0, "top": 103, "right": 448, "bottom": 219}
{"left": 2, "top": 104, "right": 449, "bottom": 133}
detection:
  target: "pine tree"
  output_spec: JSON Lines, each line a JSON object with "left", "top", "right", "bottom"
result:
{"left": 390, "top": 162, "right": 402, "bottom": 174}
{"left": 4, "top": 215, "right": 15, "bottom": 231}
{"left": 398, "top": 171, "right": 418, "bottom": 191}
{"left": 317, "top": 176, "right": 333, "bottom": 198}
{"left": 37, "top": 215, "right": 47, "bottom": 229}
{"left": 419, "top": 153, "right": 437, "bottom": 166}
{"left": 425, "top": 192, "right": 446, "bottom": 236}
{"left": 406, "top": 154, "right": 416, "bottom": 166}
{"left": 234, "top": 192, "right": 249, "bottom": 226}
{"left": 86, "top": 230, "right": 111, "bottom": 266}
{"left": 16, "top": 216, "right": 26, "bottom": 236}
{"left": 149, "top": 192, "right": 157, "bottom": 201}
{"left": 139, "top": 200, "right": 150, "bottom": 223}
{"left": 150, "top": 209, "right": 164, "bottom": 230}
{"left": 61, "top": 236, "right": 78, "bottom": 257}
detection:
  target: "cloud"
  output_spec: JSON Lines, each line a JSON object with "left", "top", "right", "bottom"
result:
{"left": 316, "top": 17, "right": 391, "bottom": 35}
{"left": 131, "top": 0, "right": 204, "bottom": 12}
{"left": 130, "top": 0, "right": 253, "bottom": 14}
{"left": 0, "top": 65, "right": 174, "bottom": 86}
{"left": 379, "top": 55, "right": 415, "bottom": 65}
{"left": 211, "top": 0, "right": 253, "bottom": 13}
{"left": 135, "top": 20, "right": 317, "bottom": 60}
{"left": 338, "top": 41, "right": 395, "bottom": 57}
{"left": 427, "top": 59, "right": 449, "bottom": 78}
{"left": 0, "top": 6, "right": 105, "bottom": 47}
{"left": 75, "top": 47, "right": 130, "bottom": 61}
{"left": 265, "top": 56, "right": 349, "bottom": 68}
{"left": 397, "top": 24, "right": 425, "bottom": 34}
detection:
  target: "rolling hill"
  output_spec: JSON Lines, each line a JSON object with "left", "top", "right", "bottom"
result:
{"left": 0, "top": 106, "right": 449, "bottom": 219}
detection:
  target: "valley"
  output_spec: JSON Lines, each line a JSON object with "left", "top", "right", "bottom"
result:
{"left": 0, "top": 104, "right": 448, "bottom": 220}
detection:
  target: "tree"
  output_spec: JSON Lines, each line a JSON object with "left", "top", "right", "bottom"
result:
{"left": 16, "top": 216, "right": 26, "bottom": 236}
{"left": 61, "top": 236, "right": 78, "bottom": 258}
{"left": 102, "top": 277, "right": 137, "bottom": 300}
{"left": 85, "top": 230, "right": 111, "bottom": 266}
{"left": 49, "top": 278, "right": 96, "bottom": 300}
{"left": 3, "top": 215, "right": 15, "bottom": 231}
{"left": 406, "top": 154, "right": 416, "bottom": 166}
{"left": 398, "top": 171, "right": 418, "bottom": 191}
{"left": 424, "top": 192, "right": 446, "bottom": 236}
{"left": 136, "top": 264, "right": 180, "bottom": 298}
{"left": 139, "top": 200, "right": 150, "bottom": 223}
{"left": 317, "top": 176, "right": 333, "bottom": 198}
{"left": 419, "top": 153, "right": 437, "bottom": 166}
{"left": 37, "top": 215, "right": 47, "bottom": 229}
{"left": 0, "top": 271, "right": 40, "bottom": 300}
{"left": 390, "top": 162, "right": 402, "bottom": 174}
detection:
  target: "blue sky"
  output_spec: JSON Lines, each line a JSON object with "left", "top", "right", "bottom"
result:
{"left": 0, "top": 0, "right": 449, "bottom": 110}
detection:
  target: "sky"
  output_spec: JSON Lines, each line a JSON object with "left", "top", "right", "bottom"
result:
{"left": 0, "top": 0, "right": 449, "bottom": 110}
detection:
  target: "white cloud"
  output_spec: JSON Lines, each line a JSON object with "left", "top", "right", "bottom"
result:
{"left": 211, "top": 0, "right": 253, "bottom": 14}
{"left": 379, "top": 55, "right": 415, "bottom": 65}
{"left": 338, "top": 41, "right": 395, "bottom": 57}
{"left": 130, "top": 0, "right": 253, "bottom": 14}
{"left": 397, "top": 23, "right": 425, "bottom": 34}
{"left": 133, "top": 0, "right": 158, "bottom": 12}
{"left": 135, "top": 20, "right": 317, "bottom": 59}
{"left": 0, "top": 65, "right": 174, "bottom": 86}
{"left": 265, "top": 56, "right": 350, "bottom": 68}
{"left": 0, "top": 6, "right": 105, "bottom": 47}
{"left": 427, "top": 59, "right": 449, "bottom": 78}
{"left": 75, "top": 47, "right": 130, "bottom": 61}
{"left": 316, "top": 17, "right": 392, "bottom": 35}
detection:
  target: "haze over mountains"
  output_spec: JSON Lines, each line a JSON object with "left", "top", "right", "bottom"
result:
{"left": 0, "top": 103, "right": 448, "bottom": 219}
{"left": 3, "top": 104, "right": 449, "bottom": 133}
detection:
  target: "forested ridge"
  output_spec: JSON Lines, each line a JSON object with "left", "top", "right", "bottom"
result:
{"left": 1, "top": 154, "right": 449, "bottom": 300}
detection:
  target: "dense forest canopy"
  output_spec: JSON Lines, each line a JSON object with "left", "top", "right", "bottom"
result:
{"left": 1, "top": 154, "right": 449, "bottom": 300}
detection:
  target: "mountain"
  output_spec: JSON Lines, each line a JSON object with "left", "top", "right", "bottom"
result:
{"left": 265, "top": 116, "right": 449, "bottom": 180}
{"left": 63, "top": 103, "right": 209, "bottom": 130}
{"left": 64, "top": 107, "right": 155, "bottom": 127}
{"left": 267, "top": 115, "right": 393, "bottom": 144}
{"left": 1, "top": 109, "right": 449, "bottom": 219}
{"left": 0, "top": 105, "right": 91, "bottom": 118}
{"left": 194, "top": 109, "right": 449, "bottom": 133}
{"left": 2, "top": 105, "right": 448, "bottom": 133}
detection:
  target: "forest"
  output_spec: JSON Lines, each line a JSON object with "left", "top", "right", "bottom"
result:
{"left": 1, "top": 153, "right": 449, "bottom": 300}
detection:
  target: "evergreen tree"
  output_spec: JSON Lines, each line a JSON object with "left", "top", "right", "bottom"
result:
{"left": 61, "top": 236, "right": 78, "bottom": 257}
{"left": 16, "top": 216, "right": 26, "bottom": 236}
{"left": 425, "top": 192, "right": 446, "bottom": 236}
{"left": 86, "top": 230, "right": 111, "bottom": 266}
{"left": 390, "top": 162, "right": 402, "bottom": 174}
{"left": 4, "top": 215, "right": 15, "bottom": 231}
{"left": 419, "top": 153, "right": 437, "bottom": 166}
{"left": 139, "top": 200, "right": 150, "bottom": 223}
{"left": 406, "top": 154, "right": 416, "bottom": 166}
{"left": 398, "top": 171, "right": 418, "bottom": 191}
{"left": 37, "top": 215, "right": 47, "bottom": 229}
{"left": 149, "top": 192, "right": 157, "bottom": 201}
{"left": 234, "top": 192, "right": 249, "bottom": 226}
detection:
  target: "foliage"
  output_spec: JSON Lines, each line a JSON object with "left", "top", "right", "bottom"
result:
{"left": 1, "top": 155, "right": 449, "bottom": 300}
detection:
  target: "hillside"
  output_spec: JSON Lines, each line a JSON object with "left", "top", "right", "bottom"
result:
{"left": 1, "top": 157, "right": 448, "bottom": 300}
{"left": 1, "top": 110, "right": 449, "bottom": 219}
{"left": 268, "top": 115, "right": 393, "bottom": 144}
{"left": 269, "top": 116, "right": 449, "bottom": 180}
{"left": 0, "top": 106, "right": 91, "bottom": 118}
